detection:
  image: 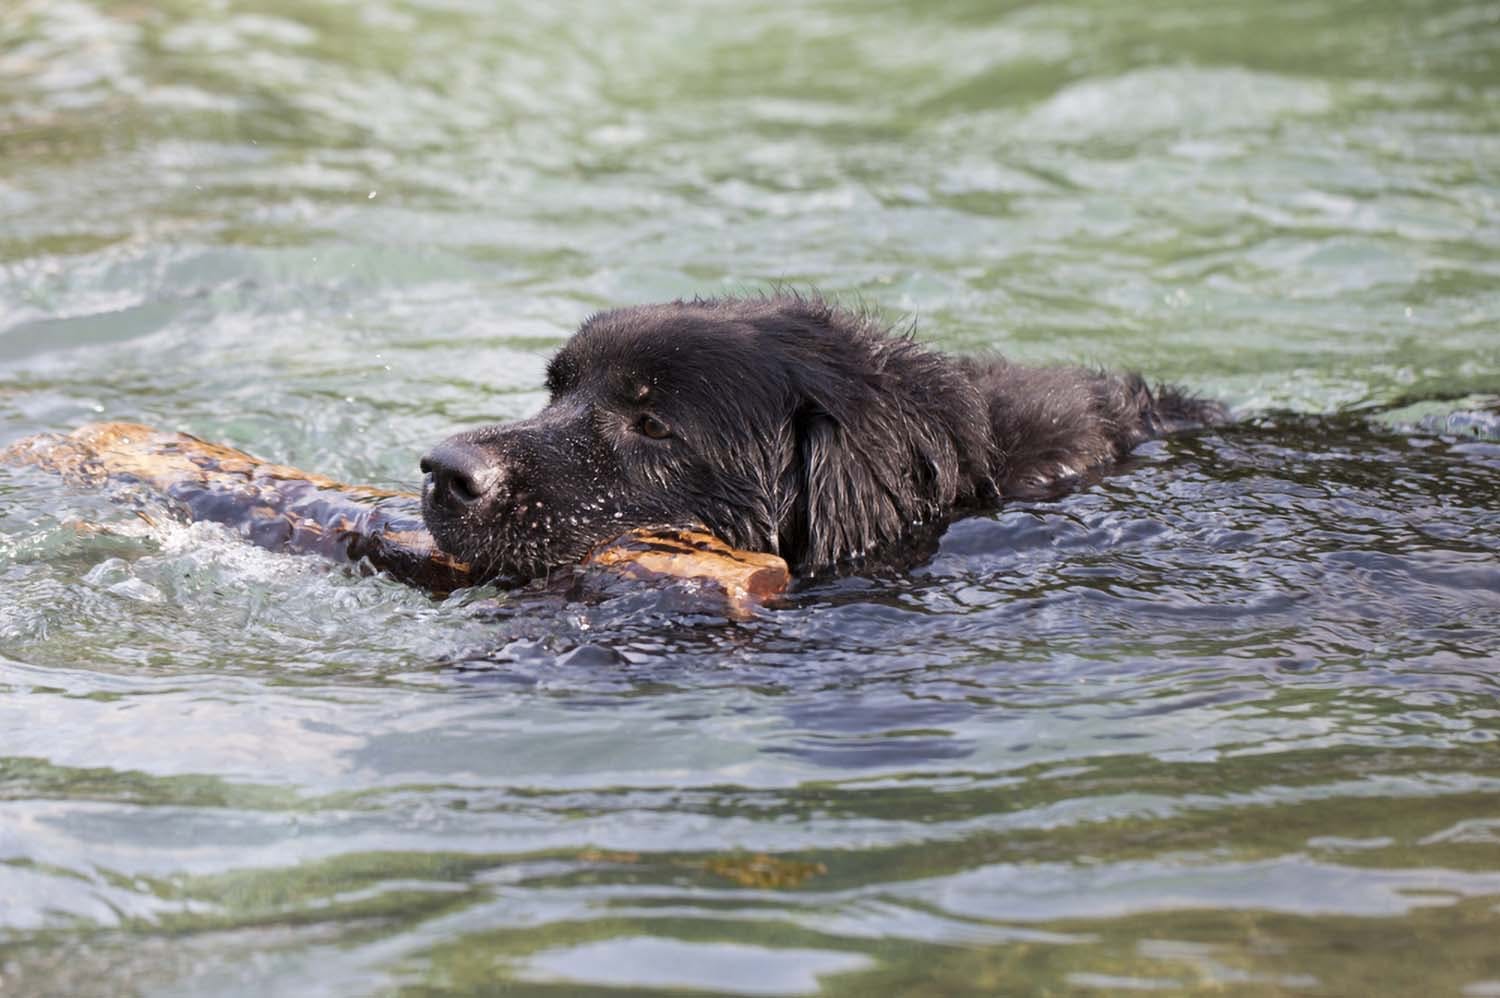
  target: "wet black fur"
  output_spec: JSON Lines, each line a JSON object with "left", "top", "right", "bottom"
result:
{"left": 421, "top": 295, "right": 1224, "bottom": 583}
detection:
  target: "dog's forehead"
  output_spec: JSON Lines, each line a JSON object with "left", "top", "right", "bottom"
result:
{"left": 562, "top": 308, "right": 764, "bottom": 395}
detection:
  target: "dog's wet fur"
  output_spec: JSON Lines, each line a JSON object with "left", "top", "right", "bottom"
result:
{"left": 420, "top": 295, "right": 1224, "bottom": 584}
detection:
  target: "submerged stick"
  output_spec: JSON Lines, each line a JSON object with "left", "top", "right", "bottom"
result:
{"left": 2, "top": 422, "right": 789, "bottom": 608}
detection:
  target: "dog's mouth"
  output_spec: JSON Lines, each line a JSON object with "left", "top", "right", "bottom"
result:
{"left": 419, "top": 475, "right": 647, "bottom": 586}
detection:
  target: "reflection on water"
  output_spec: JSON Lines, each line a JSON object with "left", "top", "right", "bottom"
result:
{"left": 2, "top": 0, "right": 1499, "bottom": 994}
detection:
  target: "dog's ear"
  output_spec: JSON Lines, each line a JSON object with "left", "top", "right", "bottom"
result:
{"left": 777, "top": 400, "right": 908, "bottom": 573}
{"left": 758, "top": 304, "right": 990, "bottom": 574}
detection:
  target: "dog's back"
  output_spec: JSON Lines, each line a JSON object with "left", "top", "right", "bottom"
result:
{"left": 957, "top": 357, "right": 1226, "bottom": 499}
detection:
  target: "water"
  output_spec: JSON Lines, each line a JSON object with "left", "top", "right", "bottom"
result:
{"left": 2, "top": 0, "right": 1499, "bottom": 993}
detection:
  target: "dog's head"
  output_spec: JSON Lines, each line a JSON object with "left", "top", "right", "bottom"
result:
{"left": 420, "top": 296, "right": 990, "bottom": 583}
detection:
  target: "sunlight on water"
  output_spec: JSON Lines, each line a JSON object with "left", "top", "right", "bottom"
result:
{"left": 1, "top": 0, "right": 1498, "bottom": 994}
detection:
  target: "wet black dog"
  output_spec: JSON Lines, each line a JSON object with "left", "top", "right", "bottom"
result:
{"left": 421, "top": 295, "right": 1222, "bottom": 583}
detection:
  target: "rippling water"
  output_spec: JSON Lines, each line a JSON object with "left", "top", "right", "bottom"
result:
{"left": 2, "top": 0, "right": 1499, "bottom": 994}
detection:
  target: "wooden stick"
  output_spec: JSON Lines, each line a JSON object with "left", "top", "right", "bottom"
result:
{"left": 3, "top": 422, "right": 789, "bottom": 609}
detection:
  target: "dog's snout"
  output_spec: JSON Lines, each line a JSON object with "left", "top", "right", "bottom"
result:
{"left": 421, "top": 442, "right": 505, "bottom": 510}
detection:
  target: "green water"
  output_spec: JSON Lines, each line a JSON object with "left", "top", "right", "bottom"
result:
{"left": 2, "top": 0, "right": 1499, "bottom": 994}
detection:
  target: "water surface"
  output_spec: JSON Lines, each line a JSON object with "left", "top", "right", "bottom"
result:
{"left": 2, "top": 0, "right": 1499, "bottom": 994}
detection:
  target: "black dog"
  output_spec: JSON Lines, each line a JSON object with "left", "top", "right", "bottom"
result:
{"left": 420, "top": 295, "right": 1223, "bottom": 583}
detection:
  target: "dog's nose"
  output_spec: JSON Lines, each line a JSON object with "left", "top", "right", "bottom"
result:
{"left": 420, "top": 442, "right": 504, "bottom": 510}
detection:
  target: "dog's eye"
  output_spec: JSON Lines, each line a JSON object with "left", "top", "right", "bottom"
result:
{"left": 636, "top": 414, "right": 671, "bottom": 440}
